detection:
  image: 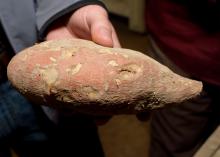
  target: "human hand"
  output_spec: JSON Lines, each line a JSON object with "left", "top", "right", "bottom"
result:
{"left": 46, "top": 5, "right": 121, "bottom": 48}
{"left": 45, "top": 4, "right": 121, "bottom": 125}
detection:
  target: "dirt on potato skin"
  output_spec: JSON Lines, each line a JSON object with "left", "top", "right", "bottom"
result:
{"left": 7, "top": 39, "right": 203, "bottom": 115}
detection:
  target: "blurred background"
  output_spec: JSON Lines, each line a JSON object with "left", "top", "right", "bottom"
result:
{"left": 98, "top": 1, "right": 151, "bottom": 157}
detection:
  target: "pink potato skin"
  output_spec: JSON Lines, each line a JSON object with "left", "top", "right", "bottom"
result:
{"left": 7, "top": 39, "right": 203, "bottom": 115}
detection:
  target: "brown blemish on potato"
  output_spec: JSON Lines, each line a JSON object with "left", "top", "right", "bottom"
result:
{"left": 40, "top": 67, "right": 58, "bottom": 86}
{"left": 108, "top": 60, "right": 119, "bottom": 67}
{"left": 118, "top": 64, "right": 142, "bottom": 81}
{"left": 21, "top": 54, "right": 28, "bottom": 61}
{"left": 104, "top": 82, "right": 109, "bottom": 92}
{"left": 115, "top": 79, "right": 121, "bottom": 87}
{"left": 50, "top": 88, "right": 58, "bottom": 94}
{"left": 81, "top": 86, "right": 100, "bottom": 100}
{"left": 121, "top": 54, "right": 129, "bottom": 58}
{"left": 38, "top": 42, "right": 60, "bottom": 51}
{"left": 56, "top": 93, "right": 73, "bottom": 103}
{"left": 49, "top": 57, "right": 57, "bottom": 63}
{"left": 62, "top": 95, "right": 73, "bottom": 103}
{"left": 118, "top": 71, "right": 133, "bottom": 80}
{"left": 60, "top": 47, "right": 77, "bottom": 59}
{"left": 66, "top": 63, "right": 82, "bottom": 75}
{"left": 134, "top": 92, "right": 165, "bottom": 111}
{"left": 99, "top": 49, "right": 113, "bottom": 54}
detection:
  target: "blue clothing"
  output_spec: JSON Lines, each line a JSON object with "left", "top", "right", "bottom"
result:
{"left": 0, "top": 0, "right": 105, "bottom": 53}
{"left": 0, "top": 81, "right": 49, "bottom": 157}
{"left": 0, "top": 82, "right": 45, "bottom": 139}
{"left": 0, "top": 82, "right": 105, "bottom": 156}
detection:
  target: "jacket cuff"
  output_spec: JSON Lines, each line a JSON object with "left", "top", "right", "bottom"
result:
{"left": 38, "top": 0, "right": 107, "bottom": 40}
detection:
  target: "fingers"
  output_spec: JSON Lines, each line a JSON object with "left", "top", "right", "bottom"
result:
{"left": 84, "top": 5, "right": 114, "bottom": 47}
{"left": 90, "top": 22, "right": 113, "bottom": 47}
{"left": 69, "top": 4, "right": 121, "bottom": 48}
{"left": 111, "top": 26, "right": 121, "bottom": 48}
{"left": 46, "top": 4, "right": 121, "bottom": 48}
{"left": 88, "top": 10, "right": 121, "bottom": 47}
{"left": 46, "top": 26, "right": 77, "bottom": 40}
{"left": 91, "top": 21, "right": 121, "bottom": 48}
{"left": 45, "top": 18, "right": 78, "bottom": 41}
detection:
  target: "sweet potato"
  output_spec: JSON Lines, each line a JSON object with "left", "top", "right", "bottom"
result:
{"left": 7, "top": 39, "right": 202, "bottom": 115}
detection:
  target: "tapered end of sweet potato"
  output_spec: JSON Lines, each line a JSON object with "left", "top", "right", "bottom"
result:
{"left": 7, "top": 39, "right": 203, "bottom": 115}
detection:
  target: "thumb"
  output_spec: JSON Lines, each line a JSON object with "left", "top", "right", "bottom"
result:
{"left": 90, "top": 18, "right": 114, "bottom": 47}
{"left": 85, "top": 5, "right": 119, "bottom": 47}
